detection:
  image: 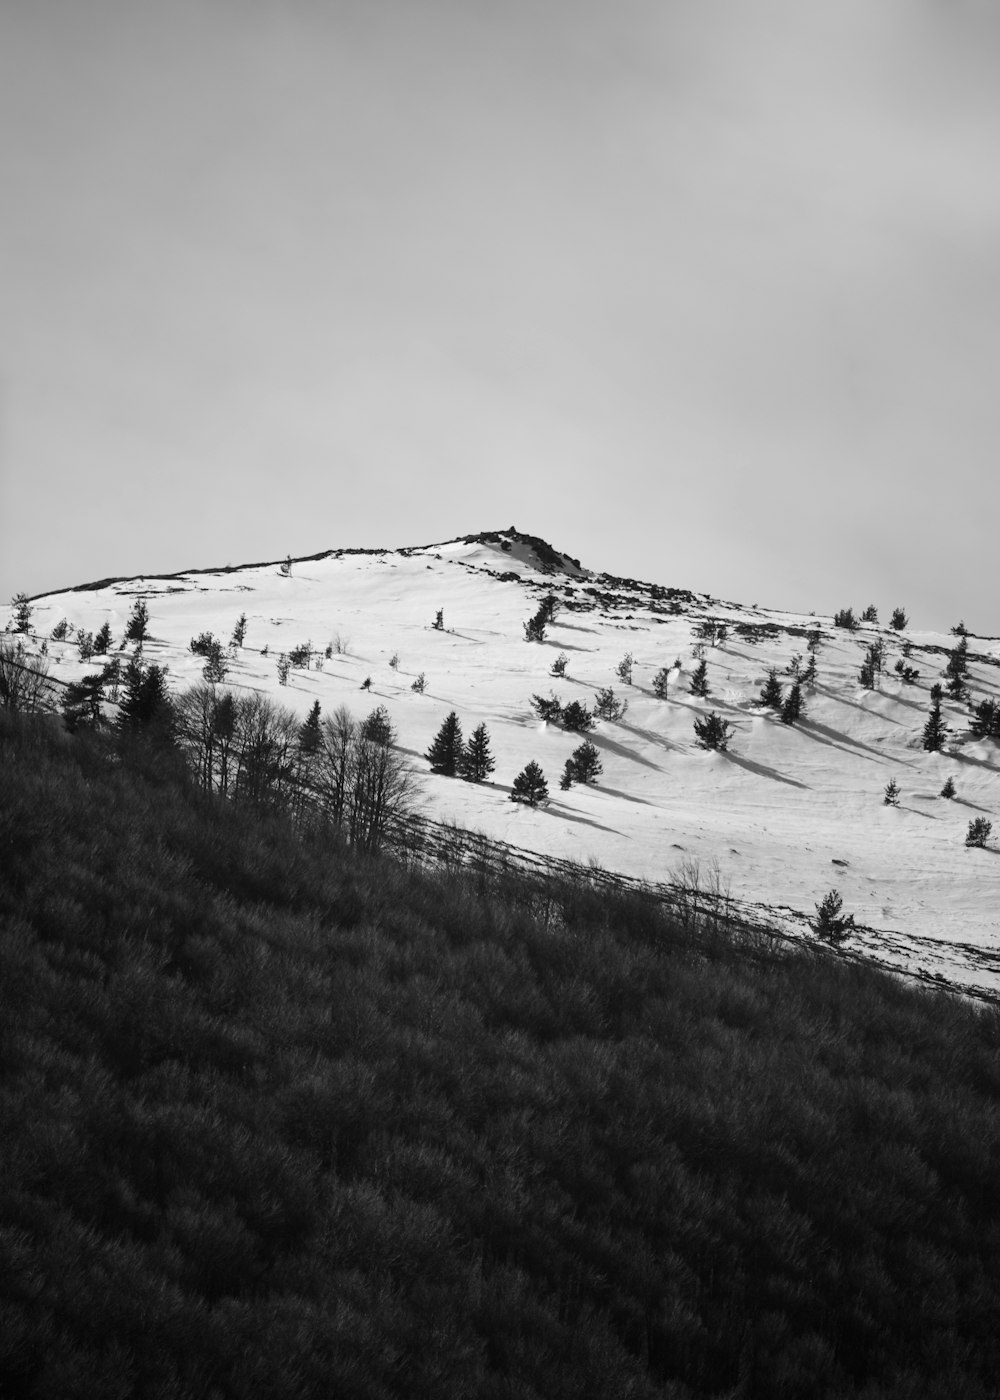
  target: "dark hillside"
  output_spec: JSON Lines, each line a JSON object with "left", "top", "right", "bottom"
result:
{"left": 2, "top": 712, "right": 1000, "bottom": 1399}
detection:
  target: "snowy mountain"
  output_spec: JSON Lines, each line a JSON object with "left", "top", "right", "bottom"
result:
{"left": 12, "top": 528, "right": 1000, "bottom": 999}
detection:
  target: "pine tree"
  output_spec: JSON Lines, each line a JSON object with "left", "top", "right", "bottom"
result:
{"left": 940, "top": 776, "right": 956, "bottom": 799}
{"left": 461, "top": 722, "right": 495, "bottom": 782}
{"left": 780, "top": 681, "right": 803, "bottom": 724}
{"left": 230, "top": 613, "right": 248, "bottom": 649}
{"left": 689, "top": 659, "right": 709, "bottom": 697}
{"left": 802, "top": 652, "right": 818, "bottom": 687}
{"left": 965, "top": 817, "right": 992, "bottom": 848}
{"left": 861, "top": 604, "right": 878, "bottom": 624}
{"left": 125, "top": 599, "right": 149, "bottom": 643}
{"left": 813, "top": 889, "right": 854, "bottom": 943}
{"left": 593, "top": 687, "right": 627, "bottom": 721}
{"left": 426, "top": 712, "right": 464, "bottom": 776}
{"left": 891, "top": 607, "right": 908, "bottom": 630}
{"left": 561, "top": 700, "right": 595, "bottom": 732}
{"left": 11, "top": 593, "right": 32, "bottom": 634}
{"left": 298, "top": 700, "right": 322, "bottom": 757}
{"left": 530, "top": 693, "right": 563, "bottom": 723}
{"left": 550, "top": 652, "right": 568, "bottom": 677}
{"left": 433, "top": 609, "right": 444, "bottom": 631}
{"left": 410, "top": 672, "right": 427, "bottom": 693}
{"left": 883, "top": 779, "right": 900, "bottom": 806}
{"left": 616, "top": 653, "right": 635, "bottom": 685}
{"left": 922, "top": 698, "right": 946, "bottom": 752}
{"left": 652, "top": 667, "right": 672, "bottom": 699}
{"left": 510, "top": 760, "right": 549, "bottom": 807}
{"left": 759, "top": 669, "right": 783, "bottom": 708}
{"left": 94, "top": 621, "right": 112, "bottom": 655}
{"left": 360, "top": 704, "right": 394, "bottom": 746}
{"left": 693, "top": 712, "right": 733, "bottom": 751}
{"left": 116, "top": 660, "right": 174, "bottom": 744}
{"left": 61, "top": 673, "right": 106, "bottom": 731}
{"left": 567, "top": 740, "right": 602, "bottom": 785}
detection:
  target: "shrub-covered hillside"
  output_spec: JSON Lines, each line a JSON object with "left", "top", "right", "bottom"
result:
{"left": 2, "top": 711, "right": 1000, "bottom": 1399}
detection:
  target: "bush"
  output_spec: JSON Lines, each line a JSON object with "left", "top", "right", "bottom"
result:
{"left": 550, "top": 652, "right": 568, "bottom": 677}
{"left": 891, "top": 607, "right": 908, "bottom": 630}
{"left": 966, "top": 817, "right": 992, "bottom": 849}
{"left": 833, "top": 608, "right": 856, "bottom": 630}
{"left": 0, "top": 639, "right": 52, "bottom": 713}
{"left": 287, "top": 642, "right": 312, "bottom": 668}
{"left": 76, "top": 630, "right": 95, "bottom": 662}
{"left": 861, "top": 604, "right": 878, "bottom": 623}
{"left": 50, "top": 617, "right": 70, "bottom": 641}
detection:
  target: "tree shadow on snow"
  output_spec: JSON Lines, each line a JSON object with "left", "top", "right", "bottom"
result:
{"left": 589, "top": 730, "right": 664, "bottom": 771}
{"left": 797, "top": 718, "right": 909, "bottom": 766}
{"left": 720, "top": 751, "right": 811, "bottom": 790}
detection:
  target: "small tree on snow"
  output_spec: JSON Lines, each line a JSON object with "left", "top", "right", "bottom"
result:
{"left": 891, "top": 607, "right": 908, "bottom": 630}
{"left": 940, "top": 776, "right": 956, "bottom": 799}
{"left": 861, "top": 604, "right": 878, "bottom": 624}
{"left": 564, "top": 740, "right": 602, "bottom": 787}
{"left": 616, "top": 652, "right": 635, "bottom": 686}
{"left": 230, "top": 613, "right": 248, "bottom": 649}
{"left": 693, "top": 711, "right": 732, "bottom": 751}
{"left": 965, "top": 817, "right": 992, "bottom": 849}
{"left": 511, "top": 760, "right": 549, "bottom": 807}
{"left": 11, "top": 593, "right": 32, "bottom": 634}
{"left": 461, "top": 722, "right": 495, "bottom": 782}
{"left": 550, "top": 651, "right": 568, "bottom": 677}
{"left": 530, "top": 693, "right": 563, "bottom": 723}
{"left": 125, "top": 599, "right": 149, "bottom": 644}
{"left": 276, "top": 653, "right": 291, "bottom": 685}
{"left": 883, "top": 779, "right": 900, "bottom": 807}
{"left": 689, "top": 659, "right": 709, "bottom": 697}
{"left": 94, "top": 621, "right": 112, "bottom": 655}
{"left": 758, "top": 669, "right": 783, "bottom": 709}
{"left": 561, "top": 699, "right": 596, "bottom": 732}
{"left": 922, "top": 699, "right": 947, "bottom": 752}
{"left": 780, "top": 681, "right": 803, "bottom": 725}
{"left": 593, "top": 686, "right": 627, "bottom": 721}
{"left": 410, "top": 672, "right": 427, "bottom": 694}
{"left": 813, "top": 889, "right": 854, "bottom": 943}
{"left": 652, "top": 667, "right": 672, "bottom": 699}
{"left": 426, "top": 711, "right": 464, "bottom": 776}
{"left": 433, "top": 609, "right": 444, "bottom": 631}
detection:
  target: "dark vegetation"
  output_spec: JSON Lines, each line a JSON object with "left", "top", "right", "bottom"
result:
{"left": 5, "top": 711, "right": 1000, "bottom": 1398}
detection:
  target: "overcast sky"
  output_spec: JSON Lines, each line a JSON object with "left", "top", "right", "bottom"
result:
{"left": 2, "top": 0, "right": 999, "bottom": 631}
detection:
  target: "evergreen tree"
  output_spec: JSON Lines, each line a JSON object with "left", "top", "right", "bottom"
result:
{"left": 891, "top": 607, "right": 908, "bottom": 630}
{"left": 833, "top": 608, "right": 856, "bottom": 630}
{"left": 693, "top": 711, "right": 733, "bottom": 751}
{"left": 859, "top": 650, "right": 878, "bottom": 690}
{"left": 116, "top": 660, "right": 175, "bottom": 744}
{"left": 813, "top": 889, "right": 854, "bottom": 943}
{"left": 410, "top": 672, "right": 427, "bottom": 693}
{"left": 652, "top": 667, "right": 672, "bottom": 699}
{"left": 62, "top": 673, "right": 106, "bottom": 731}
{"left": 360, "top": 704, "right": 394, "bottom": 746}
{"left": 759, "top": 669, "right": 783, "bottom": 708}
{"left": 861, "top": 604, "right": 879, "bottom": 624}
{"left": 883, "top": 779, "right": 900, "bottom": 806}
{"left": 76, "top": 630, "right": 95, "bottom": 662}
{"left": 780, "top": 681, "right": 803, "bottom": 724}
{"left": 510, "top": 760, "right": 549, "bottom": 806}
{"left": 561, "top": 699, "right": 596, "bottom": 732}
{"left": 433, "top": 609, "right": 444, "bottom": 630}
{"left": 922, "top": 698, "right": 947, "bottom": 752}
{"left": 230, "top": 613, "right": 248, "bottom": 649}
{"left": 567, "top": 740, "right": 602, "bottom": 786}
{"left": 94, "top": 621, "right": 112, "bottom": 655}
{"left": 616, "top": 653, "right": 635, "bottom": 685}
{"left": 689, "top": 659, "right": 709, "bottom": 697}
{"left": 550, "top": 652, "right": 568, "bottom": 677}
{"left": 969, "top": 699, "right": 1000, "bottom": 741}
{"left": 530, "top": 693, "right": 563, "bottom": 723}
{"left": 426, "top": 712, "right": 464, "bottom": 776}
{"left": 461, "top": 722, "right": 495, "bottom": 782}
{"left": 125, "top": 598, "right": 150, "bottom": 643}
{"left": 940, "top": 776, "right": 956, "bottom": 799}
{"left": 298, "top": 700, "right": 322, "bottom": 757}
{"left": 593, "top": 687, "right": 627, "bottom": 721}
{"left": 802, "top": 652, "right": 818, "bottom": 688}
{"left": 966, "top": 817, "right": 992, "bottom": 848}
{"left": 11, "top": 592, "right": 32, "bottom": 633}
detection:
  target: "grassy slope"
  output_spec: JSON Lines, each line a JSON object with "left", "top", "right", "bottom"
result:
{"left": 2, "top": 712, "right": 1000, "bottom": 1399}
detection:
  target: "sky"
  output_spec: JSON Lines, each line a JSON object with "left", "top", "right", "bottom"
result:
{"left": 2, "top": 0, "right": 999, "bottom": 632}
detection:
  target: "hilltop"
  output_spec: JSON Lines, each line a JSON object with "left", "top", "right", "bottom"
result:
{"left": 8, "top": 527, "right": 1000, "bottom": 997}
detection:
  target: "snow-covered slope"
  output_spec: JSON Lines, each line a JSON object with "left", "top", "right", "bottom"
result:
{"left": 13, "top": 529, "right": 1000, "bottom": 999}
